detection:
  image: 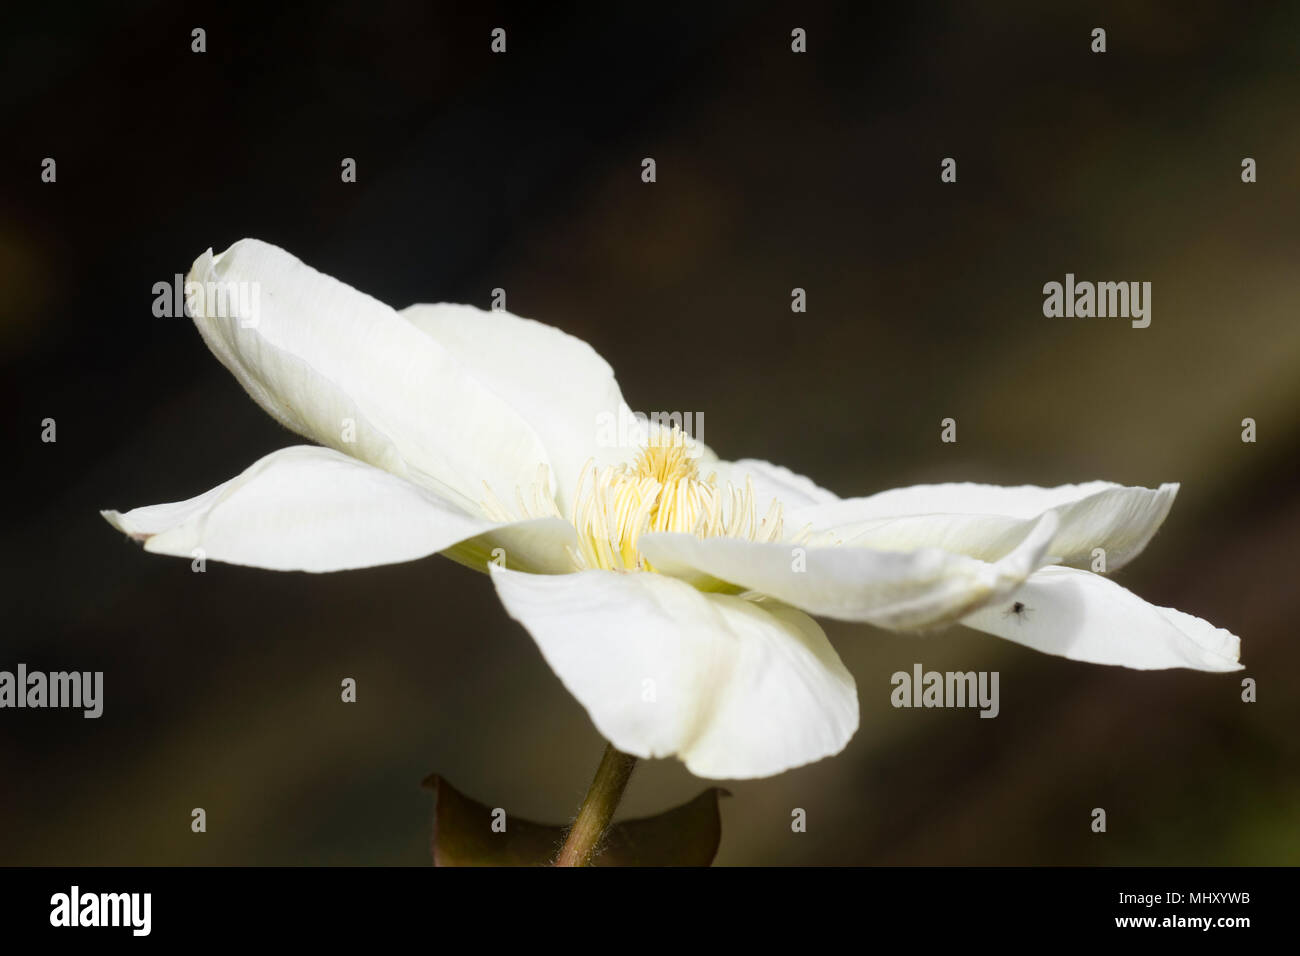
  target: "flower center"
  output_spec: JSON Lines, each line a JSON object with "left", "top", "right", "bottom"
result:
{"left": 569, "top": 428, "right": 787, "bottom": 572}
{"left": 480, "top": 427, "right": 788, "bottom": 573}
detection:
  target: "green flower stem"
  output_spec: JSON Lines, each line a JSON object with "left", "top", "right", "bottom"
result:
{"left": 554, "top": 743, "right": 638, "bottom": 867}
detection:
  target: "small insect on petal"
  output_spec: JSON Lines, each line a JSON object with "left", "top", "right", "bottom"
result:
{"left": 1003, "top": 600, "right": 1032, "bottom": 622}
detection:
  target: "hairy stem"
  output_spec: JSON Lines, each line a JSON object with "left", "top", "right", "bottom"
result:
{"left": 554, "top": 743, "right": 638, "bottom": 867}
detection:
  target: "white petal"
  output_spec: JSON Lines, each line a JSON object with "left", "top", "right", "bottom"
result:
{"left": 707, "top": 458, "right": 840, "bottom": 510}
{"left": 961, "top": 565, "right": 1242, "bottom": 672}
{"left": 188, "top": 239, "right": 550, "bottom": 507}
{"left": 102, "top": 446, "right": 576, "bottom": 573}
{"left": 788, "top": 481, "right": 1178, "bottom": 571}
{"left": 402, "top": 303, "right": 639, "bottom": 510}
{"left": 637, "top": 511, "right": 1059, "bottom": 630}
{"left": 490, "top": 567, "right": 858, "bottom": 779}
{"left": 442, "top": 523, "right": 581, "bottom": 575}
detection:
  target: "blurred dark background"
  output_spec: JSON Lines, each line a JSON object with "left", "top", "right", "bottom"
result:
{"left": 2, "top": 0, "right": 1297, "bottom": 865}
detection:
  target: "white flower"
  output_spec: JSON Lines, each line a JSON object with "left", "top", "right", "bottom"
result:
{"left": 102, "top": 239, "right": 1242, "bottom": 779}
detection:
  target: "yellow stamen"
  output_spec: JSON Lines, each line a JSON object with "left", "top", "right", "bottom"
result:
{"left": 480, "top": 427, "right": 797, "bottom": 573}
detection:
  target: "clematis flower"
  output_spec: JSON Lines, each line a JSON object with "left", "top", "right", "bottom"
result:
{"left": 103, "top": 239, "right": 1242, "bottom": 780}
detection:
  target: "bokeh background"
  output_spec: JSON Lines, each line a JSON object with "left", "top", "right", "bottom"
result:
{"left": 2, "top": 0, "right": 1297, "bottom": 865}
